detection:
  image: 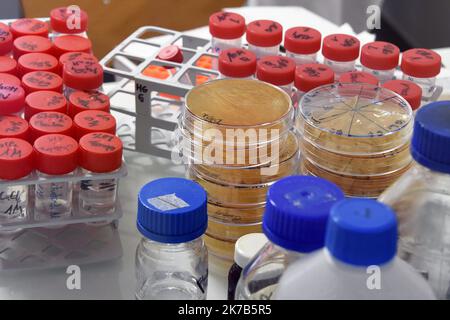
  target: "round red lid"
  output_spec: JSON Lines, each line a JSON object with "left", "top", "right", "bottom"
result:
{"left": 50, "top": 7, "right": 89, "bottom": 34}
{"left": 18, "top": 53, "right": 59, "bottom": 77}
{"left": 157, "top": 45, "right": 183, "bottom": 63}
{"left": 0, "top": 73, "right": 21, "bottom": 87}
{"left": 0, "top": 56, "right": 17, "bottom": 75}
{"left": 361, "top": 41, "right": 399, "bottom": 70}
{"left": 401, "top": 48, "right": 441, "bottom": 78}
{"left": 13, "top": 35, "right": 53, "bottom": 60}
{"left": 322, "top": 34, "right": 360, "bottom": 62}
{"left": 22, "top": 71, "right": 63, "bottom": 94}
{"left": 339, "top": 71, "right": 379, "bottom": 86}
{"left": 0, "top": 82, "right": 25, "bottom": 115}
{"left": 0, "top": 115, "right": 29, "bottom": 140}
{"left": 0, "top": 138, "right": 34, "bottom": 180}
{"left": 24, "top": 91, "right": 67, "bottom": 120}
{"left": 256, "top": 56, "right": 296, "bottom": 86}
{"left": 294, "top": 63, "right": 335, "bottom": 92}
{"left": 29, "top": 111, "right": 73, "bottom": 142}
{"left": 79, "top": 132, "right": 123, "bottom": 173}
{"left": 0, "top": 23, "right": 13, "bottom": 55}
{"left": 74, "top": 110, "right": 116, "bottom": 140}
{"left": 34, "top": 134, "right": 78, "bottom": 175}
{"left": 209, "top": 11, "right": 246, "bottom": 40}
{"left": 10, "top": 18, "right": 49, "bottom": 38}
{"left": 58, "top": 51, "right": 98, "bottom": 75}
{"left": 63, "top": 60, "right": 103, "bottom": 91}
{"left": 284, "top": 26, "right": 321, "bottom": 55}
{"left": 68, "top": 90, "right": 110, "bottom": 117}
{"left": 53, "top": 35, "right": 92, "bottom": 58}
{"left": 383, "top": 79, "right": 422, "bottom": 111}
{"left": 246, "top": 20, "right": 283, "bottom": 47}
{"left": 218, "top": 48, "right": 257, "bottom": 78}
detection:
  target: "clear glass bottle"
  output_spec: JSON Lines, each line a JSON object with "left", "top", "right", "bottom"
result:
{"left": 62, "top": 60, "right": 104, "bottom": 100}
{"left": 256, "top": 56, "right": 296, "bottom": 97}
{"left": 379, "top": 101, "right": 450, "bottom": 300}
{"left": 135, "top": 177, "right": 208, "bottom": 300}
{"left": 218, "top": 48, "right": 256, "bottom": 79}
{"left": 246, "top": 20, "right": 282, "bottom": 59}
{"left": 235, "top": 175, "right": 345, "bottom": 300}
{"left": 209, "top": 12, "right": 246, "bottom": 54}
{"left": 284, "top": 26, "right": 321, "bottom": 66}
{"left": 322, "top": 34, "right": 360, "bottom": 78}
{"left": 50, "top": 7, "right": 89, "bottom": 40}
{"left": 360, "top": 41, "right": 399, "bottom": 83}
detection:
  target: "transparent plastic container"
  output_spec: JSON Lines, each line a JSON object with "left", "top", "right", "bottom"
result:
{"left": 247, "top": 44, "right": 279, "bottom": 59}
{"left": 362, "top": 66, "right": 395, "bottom": 83}
{"left": 284, "top": 27, "right": 321, "bottom": 66}
{"left": 256, "top": 56, "right": 296, "bottom": 97}
{"left": 218, "top": 48, "right": 256, "bottom": 79}
{"left": 360, "top": 41, "right": 400, "bottom": 83}
{"left": 246, "top": 20, "right": 282, "bottom": 59}
{"left": 286, "top": 52, "right": 316, "bottom": 65}
{"left": 323, "top": 58, "right": 356, "bottom": 77}
{"left": 209, "top": 12, "right": 245, "bottom": 54}
{"left": 322, "top": 34, "right": 360, "bottom": 78}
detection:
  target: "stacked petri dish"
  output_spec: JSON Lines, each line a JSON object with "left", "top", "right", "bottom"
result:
{"left": 297, "top": 82, "right": 413, "bottom": 198}
{"left": 178, "top": 79, "right": 298, "bottom": 263}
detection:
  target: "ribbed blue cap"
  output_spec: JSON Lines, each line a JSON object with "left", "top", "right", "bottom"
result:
{"left": 137, "top": 177, "right": 208, "bottom": 243}
{"left": 262, "top": 175, "right": 345, "bottom": 253}
{"left": 325, "top": 199, "right": 397, "bottom": 266}
{"left": 412, "top": 101, "right": 450, "bottom": 173}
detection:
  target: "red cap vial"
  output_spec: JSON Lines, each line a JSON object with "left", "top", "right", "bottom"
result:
{"left": 22, "top": 71, "right": 63, "bottom": 95}
{"left": 63, "top": 60, "right": 103, "bottom": 91}
{"left": 59, "top": 52, "right": 98, "bottom": 75}
{"left": 256, "top": 56, "right": 296, "bottom": 86}
{"left": 322, "top": 34, "right": 360, "bottom": 62}
{"left": 401, "top": 48, "right": 441, "bottom": 78}
{"left": 74, "top": 110, "right": 116, "bottom": 140}
{"left": 383, "top": 80, "right": 422, "bottom": 111}
{"left": 0, "top": 73, "right": 21, "bottom": 87}
{"left": 284, "top": 27, "right": 321, "bottom": 55}
{"left": 13, "top": 35, "right": 53, "bottom": 60}
{"left": 34, "top": 134, "right": 78, "bottom": 175}
{"left": 361, "top": 41, "right": 399, "bottom": 71}
{"left": 24, "top": 91, "right": 67, "bottom": 120}
{"left": 339, "top": 71, "right": 379, "bottom": 86}
{"left": 29, "top": 111, "right": 73, "bottom": 142}
{"left": 157, "top": 45, "right": 183, "bottom": 63}
{"left": 209, "top": 12, "right": 246, "bottom": 40}
{"left": 18, "top": 53, "right": 59, "bottom": 78}
{"left": 0, "top": 138, "right": 34, "bottom": 180}
{"left": 246, "top": 20, "right": 283, "bottom": 47}
{"left": 0, "top": 23, "right": 13, "bottom": 55}
{"left": 0, "top": 82, "right": 25, "bottom": 115}
{"left": 10, "top": 18, "right": 49, "bottom": 38}
{"left": 50, "top": 7, "right": 89, "bottom": 34}
{"left": 53, "top": 35, "right": 92, "bottom": 58}
{"left": 79, "top": 132, "right": 123, "bottom": 173}
{"left": 295, "top": 63, "right": 335, "bottom": 92}
{"left": 68, "top": 90, "right": 110, "bottom": 118}
{"left": 0, "top": 115, "right": 29, "bottom": 140}
{"left": 218, "top": 48, "right": 257, "bottom": 78}
{"left": 0, "top": 56, "right": 17, "bottom": 75}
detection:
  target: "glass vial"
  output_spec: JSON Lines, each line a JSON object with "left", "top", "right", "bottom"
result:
{"left": 246, "top": 20, "right": 282, "bottom": 59}
{"left": 322, "top": 34, "right": 360, "bottom": 78}
{"left": 209, "top": 11, "right": 246, "bottom": 55}
{"left": 24, "top": 91, "right": 67, "bottom": 121}
{"left": 29, "top": 111, "right": 73, "bottom": 143}
{"left": 284, "top": 26, "right": 321, "bottom": 65}
{"left": 73, "top": 110, "right": 116, "bottom": 140}
{"left": 50, "top": 7, "right": 89, "bottom": 40}
{"left": 135, "top": 177, "right": 209, "bottom": 300}
{"left": 62, "top": 60, "right": 104, "bottom": 99}
{"left": 360, "top": 41, "right": 399, "bottom": 83}
{"left": 218, "top": 48, "right": 256, "bottom": 79}
{"left": 256, "top": 56, "right": 296, "bottom": 97}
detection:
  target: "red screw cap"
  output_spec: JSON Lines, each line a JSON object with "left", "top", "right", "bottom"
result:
{"left": 284, "top": 27, "right": 321, "bottom": 55}
{"left": 53, "top": 35, "right": 92, "bottom": 58}
{"left": 0, "top": 73, "right": 21, "bottom": 87}
{"left": 13, "top": 35, "right": 52, "bottom": 60}
{"left": 50, "top": 7, "right": 89, "bottom": 34}
{"left": 29, "top": 111, "right": 73, "bottom": 142}
{"left": 295, "top": 63, "right": 335, "bottom": 92}
{"left": 401, "top": 48, "right": 441, "bottom": 78}
{"left": 157, "top": 45, "right": 183, "bottom": 63}
{"left": 10, "top": 18, "right": 49, "bottom": 38}
{"left": 0, "top": 82, "right": 25, "bottom": 115}
{"left": 0, "top": 23, "right": 13, "bottom": 55}
{"left": 79, "top": 132, "right": 123, "bottom": 173}
{"left": 361, "top": 41, "right": 399, "bottom": 71}
{"left": 209, "top": 11, "right": 246, "bottom": 40}
{"left": 63, "top": 60, "right": 103, "bottom": 91}
{"left": 322, "top": 34, "right": 360, "bottom": 62}
{"left": 0, "top": 115, "right": 29, "bottom": 140}
{"left": 34, "top": 134, "right": 78, "bottom": 175}
{"left": 0, "top": 138, "right": 34, "bottom": 180}
{"left": 383, "top": 79, "right": 422, "bottom": 111}
{"left": 218, "top": 48, "right": 257, "bottom": 78}
{"left": 339, "top": 71, "right": 379, "bottom": 86}
{"left": 18, "top": 53, "right": 59, "bottom": 78}
{"left": 0, "top": 56, "right": 17, "bottom": 76}
{"left": 22, "top": 71, "right": 63, "bottom": 95}
{"left": 68, "top": 90, "right": 109, "bottom": 118}
{"left": 24, "top": 91, "right": 67, "bottom": 120}
{"left": 59, "top": 51, "right": 98, "bottom": 75}
{"left": 246, "top": 20, "right": 283, "bottom": 47}
{"left": 256, "top": 56, "right": 296, "bottom": 86}
{"left": 74, "top": 110, "right": 116, "bottom": 140}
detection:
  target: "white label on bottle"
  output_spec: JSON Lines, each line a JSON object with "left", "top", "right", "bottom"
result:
{"left": 147, "top": 193, "right": 190, "bottom": 211}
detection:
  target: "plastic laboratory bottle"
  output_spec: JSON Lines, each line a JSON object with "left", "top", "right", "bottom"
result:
{"left": 67, "top": 90, "right": 109, "bottom": 118}
{"left": 275, "top": 198, "right": 436, "bottom": 300}
{"left": 21, "top": 71, "right": 64, "bottom": 95}
{"left": 12, "top": 36, "right": 53, "bottom": 60}
{"left": 400, "top": 48, "right": 441, "bottom": 99}
{"left": 0, "top": 56, "right": 17, "bottom": 75}
{"left": 34, "top": 134, "right": 78, "bottom": 220}
{"left": 135, "top": 177, "right": 208, "bottom": 300}
{"left": 17, "top": 53, "right": 59, "bottom": 78}
{"left": 293, "top": 63, "right": 334, "bottom": 108}
{"left": 78, "top": 132, "right": 122, "bottom": 215}
{"left": 29, "top": 111, "right": 73, "bottom": 143}
{"left": 246, "top": 20, "right": 282, "bottom": 59}
{"left": 284, "top": 27, "right": 321, "bottom": 65}
{"left": 379, "top": 101, "right": 450, "bottom": 300}
{"left": 24, "top": 91, "right": 67, "bottom": 121}
{"left": 0, "top": 115, "right": 29, "bottom": 140}
{"left": 360, "top": 41, "right": 400, "bottom": 83}
{"left": 0, "top": 138, "right": 34, "bottom": 223}
{"left": 0, "top": 81, "right": 25, "bottom": 116}
{"left": 58, "top": 52, "right": 98, "bottom": 76}
{"left": 0, "top": 23, "right": 13, "bottom": 57}
{"left": 382, "top": 79, "right": 422, "bottom": 112}
{"left": 209, "top": 11, "right": 246, "bottom": 54}
{"left": 256, "top": 56, "right": 296, "bottom": 96}
{"left": 235, "top": 175, "right": 345, "bottom": 300}
{"left": 50, "top": 7, "right": 89, "bottom": 39}
{"left": 322, "top": 34, "right": 360, "bottom": 78}
{"left": 10, "top": 18, "right": 49, "bottom": 38}
{"left": 73, "top": 110, "right": 116, "bottom": 140}
{"left": 218, "top": 48, "right": 256, "bottom": 79}
{"left": 228, "top": 233, "right": 268, "bottom": 300}
{"left": 62, "top": 60, "right": 104, "bottom": 99}
{"left": 339, "top": 71, "right": 379, "bottom": 86}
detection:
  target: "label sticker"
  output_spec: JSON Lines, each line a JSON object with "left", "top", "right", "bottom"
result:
{"left": 148, "top": 193, "right": 189, "bottom": 211}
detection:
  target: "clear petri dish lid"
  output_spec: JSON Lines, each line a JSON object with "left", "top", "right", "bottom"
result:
{"left": 299, "top": 82, "right": 413, "bottom": 155}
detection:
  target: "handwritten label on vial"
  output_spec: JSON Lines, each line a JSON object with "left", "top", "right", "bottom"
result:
{"left": 0, "top": 117, "right": 25, "bottom": 133}
{"left": 0, "top": 188, "right": 26, "bottom": 217}
{"left": 302, "top": 66, "right": 327, "bottom": 77}
{"left": 47, "top": 95, "right": 65, "bottom": 106}
{"left": 0, "top": 83, "right": 19, "bottom": 100}
{"left": 261, "top": 57, "right": 289, "bottom": 69}
{"left": 28, "top": 60, "right": 53, "bottom": 68}
{"left": 0, "top": 27, "right": 10, "bottom": 42}
{"left": 25, "top": 72, "right": 57, "bottom": 88}
{"left": 33, "top": 113, "right": 69, "bottom": 128}
{"left": 76, "top": 93, "right": 107, "bottom": 109}
{"left": 331, "top": 35, "right": 357, "bottom": 48}
{"left": 292, "top": 30, "right": 313, "bottom": 40}
{"left": 367, "top": 43, "right": 396, "bottom": 55}
{"left": 216, "top": 12, "right": 241, "bottom": 24}
{"left": 82, "top": 114, "right": 112, "bottom": 128}
{"left": 15, "top": 19, "right": 46, "bottom": 32}
{"left": 0, "top": 140, "right": 23, "bottom": 158}
{"left": 226, "top": 49, "right": 251, "bottom": 63}
{"left": 411, "top": 49, "right": 435, "bottom": 61}
{"left": 148, "top": 193, "right": 190, "bottom": 211}
{"left": 18, "top": 41, "right": 38, "bottom": 51}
